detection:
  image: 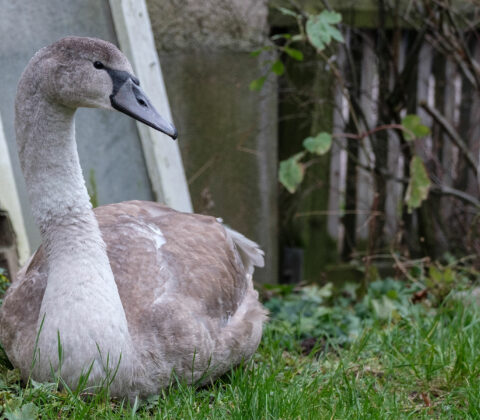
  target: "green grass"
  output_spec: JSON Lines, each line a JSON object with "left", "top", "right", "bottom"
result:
{"left": 1, "top": 272, "right": 480, "bottom": 418}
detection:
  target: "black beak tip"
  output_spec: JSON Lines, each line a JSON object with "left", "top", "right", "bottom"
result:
{"left": 171, "top": 128, "right": 178, "bottom": 140}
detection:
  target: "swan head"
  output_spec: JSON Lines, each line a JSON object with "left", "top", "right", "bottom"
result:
{"left": 24, "top": 36, "right": 177, "bottom": 139}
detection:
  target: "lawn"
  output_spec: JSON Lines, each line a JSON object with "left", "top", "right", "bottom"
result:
{"left": 1, "top": 261, "right": 480, "bottom": 419}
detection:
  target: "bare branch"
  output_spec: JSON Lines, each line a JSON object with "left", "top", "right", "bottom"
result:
{"left": 420, "top": 102, "right": 479, "bottom": 176}
{"left": 354, "top": 155, "right": 480, "bottom": 208}
{"left": 430, "top": 185, "right": 480, "bottom": 208}
{"left": 332, "top": 124, "right": 413, "bottom": 141}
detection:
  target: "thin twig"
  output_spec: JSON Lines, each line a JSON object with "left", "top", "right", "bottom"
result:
{"left": 351, "top": 154, "right": 480, "bottom": 208}
{"left": 390, "top": 246, "right": 423, "bottom": 286}
{"left": 294, "top": 210, "right": 383, "bottom": 219}
{"left": 187, "top": 156, "right": 216, "bottom": 185}
{"left": 332, "top": 124, "right": 413, "bottom": 141}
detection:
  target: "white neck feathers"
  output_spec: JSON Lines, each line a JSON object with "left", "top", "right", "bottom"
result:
{"left": 15, "top": 70, "right": 134, "bottom": 392}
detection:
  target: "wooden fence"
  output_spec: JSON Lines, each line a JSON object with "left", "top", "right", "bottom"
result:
{"left": 278, "top": 21, "right": 480, "bottom": 283}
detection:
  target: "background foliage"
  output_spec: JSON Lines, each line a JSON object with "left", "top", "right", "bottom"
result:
{"left": 255, "top": 0, "right": 480, "bottom": 283}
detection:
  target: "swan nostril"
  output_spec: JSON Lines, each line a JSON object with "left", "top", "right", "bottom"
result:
{"left": 137, "top": 98, "right": 147, "bottom": 107}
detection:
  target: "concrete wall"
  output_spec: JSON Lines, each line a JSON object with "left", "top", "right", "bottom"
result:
{"left": 0, "top": 0, "right": 154, "bottom": 250}
{"left": 147, "top": 0, "right": 278, "bottom": 283}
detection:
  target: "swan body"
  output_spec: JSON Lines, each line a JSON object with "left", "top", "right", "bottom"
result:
{"left": 0, "top": 37, "right": 266, "bottom": 399}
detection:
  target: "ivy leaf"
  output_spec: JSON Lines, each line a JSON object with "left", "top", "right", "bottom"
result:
{"left": 283, "top": 47, "right": 304, "bottom": 61}
{"left": 249, "top": 76, "right": 267, "bottom": 91}
{"left": 370, "top": 296, "right": 398, "bottom": 320}
{"left": 303, "top": 132, "right": 332, "bottom": 155}
{"left": 279, "top": 152, "right": 305, "bottom": 193}
{"left": 319, "top": 10, "right": 343, "bottom": 24}
{"left": 271, "top": 60, "right": 285, "bottom": 76}
{"left": 401, "top": 114, "right": 430, "bottom": 141}
{"left": 306, "top": 10, "right": 344, "bottom": 51}
{"left": 5, "top": 403, "right": 38, "bottom": 420}
{"left": 405, "top": 155, "right": 431, "bottom": 213}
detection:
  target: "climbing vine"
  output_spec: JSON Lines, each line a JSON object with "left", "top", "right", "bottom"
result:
{"left": 252, "top": 6, "right": 431, "bottom": 213}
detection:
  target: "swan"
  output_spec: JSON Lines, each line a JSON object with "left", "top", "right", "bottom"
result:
{"left": 0, "top": 36, "right": 266, "bottom": 399}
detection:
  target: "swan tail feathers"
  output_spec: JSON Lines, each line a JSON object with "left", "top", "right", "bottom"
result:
{"left": 223, "top": 226, "right": 264, "bottom": 275}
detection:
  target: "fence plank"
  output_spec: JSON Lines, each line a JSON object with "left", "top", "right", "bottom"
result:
{"left": 109, "top": 0, "right": 193, "bottom": 212}
{"left": 466, "top": 41, "right": 480, "bottom": 196}
{"left": 327, "top": 47, "right": 347, "bottom": 253}
{"left": 385, "top": 34, "right": 408, "bottom": 239}
{"left": 356, "top": 33, "right": 377, "bottom": 242}
{"left": 416, "top": 42, "right": 434, "bottom": 159}
{"left": 442, "top": 58, "right": 460, "bottom": 186}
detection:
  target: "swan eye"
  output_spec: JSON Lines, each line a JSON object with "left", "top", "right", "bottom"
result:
{"left": 93, "top": 61, "right": 104, "bottom": 69}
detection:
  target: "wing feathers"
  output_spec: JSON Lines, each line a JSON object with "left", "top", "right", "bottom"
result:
{"left": 223, "top": 226, "right": 264, "bottom": 275}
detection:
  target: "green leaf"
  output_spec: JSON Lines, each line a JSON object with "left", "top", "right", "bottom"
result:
{"left": 271, "top": 60, "right": 285, "bottom": 76}
{"left": 303, "top": 132, "right": 332, "bottom": 155}
{"left": 249, "top": 76, "right": 267, "bottom": 91}
{"left": 306, "top": 10, "right": 344, "bottom": 51}
{"left": 5, "top": 403, "right": 38, "bottom": 420}
{"left": 283, "top": 47, "right": 304, "bottom": 61}
{"left": 279, "top": 152, "right": 305, "bottom": 193}
{"left": 386, "top": 289, "right": 399, "bottom": 300}
{"left": 271, "top": 33, "right": 292, "bottom": 41}
{"left": 277, "top": 7, "right": 298, "bottom": 17}
{"left": 401, "top": 114, "right": 430, "bottom": 141}
{"left": 319, "top": 10, "right": 343, "bottom": 24}
{"left": 303, "top": 283, "right": 333, "bottom": 301}
{"left": 291, "top": 34, "right": 305, "bottom": 42}
{"left": 405, "top": 155, "right": 431, "bottom": 213}
{"left": 370, "top": 296, "right": 397, "bottom": 320}
{"left": 329, "top": 27, "right": 344, "bottom": 43}
{"left": 444, "top": 267, "right": 454, "bottom": 283}
{"left": 250, "top": 46, "right": 272, "bottom": 57}
{"left": 428, "top": 266, "right": 443, "bottom": 286}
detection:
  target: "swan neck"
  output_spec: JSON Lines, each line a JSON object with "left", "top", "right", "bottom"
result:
{"left": 16, "top": 94, "right": 92, "bottom": 238}
{"left": 15, "top": 75, "right": 135, "bottom": 391}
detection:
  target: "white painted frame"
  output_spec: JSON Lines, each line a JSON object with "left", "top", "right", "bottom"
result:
{"left": 109, "top": 0, "right": 193, "bottom": 213}
{"left": 0, "top": 113, "right": 30, "bottom": 264}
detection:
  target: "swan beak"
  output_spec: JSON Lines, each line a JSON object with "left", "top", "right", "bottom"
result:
{"left": 110, "top": 78, "right": 178, "bottom": 140}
